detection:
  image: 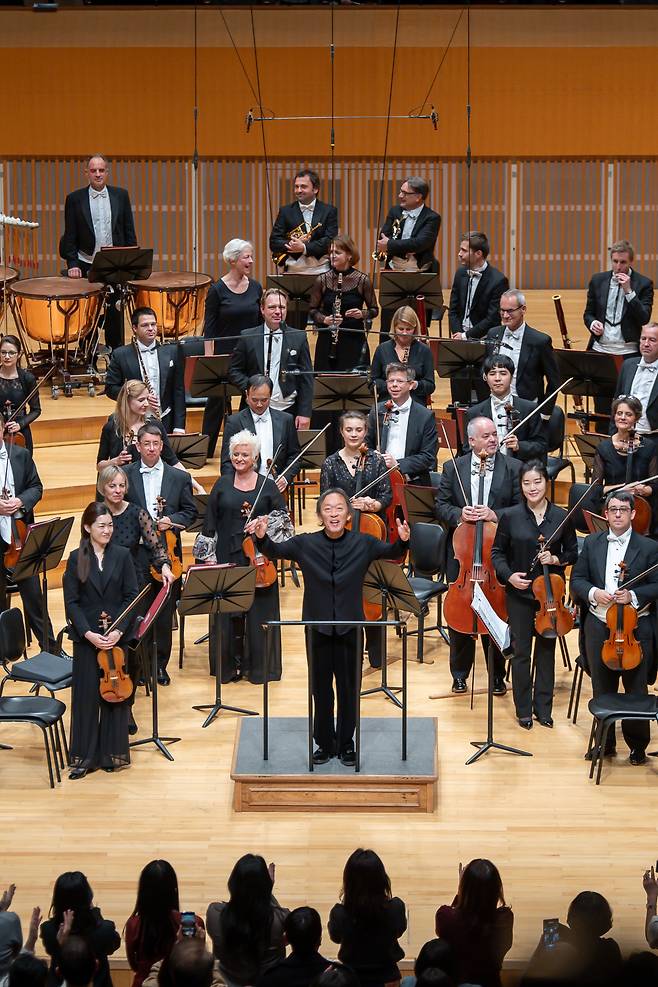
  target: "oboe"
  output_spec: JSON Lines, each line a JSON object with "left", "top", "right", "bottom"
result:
{"left": 328, "top": 272, "right": 343, "bottom": 366}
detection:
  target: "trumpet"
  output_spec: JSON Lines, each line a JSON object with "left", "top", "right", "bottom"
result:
{"left": 372, "top": 218, "right": 401, "bottom": 263}
{"left": 272, "top": 222, "right": 322, "bottom": 268}
{"left": 133, "top": 340, "right": 161, "bottom": 421}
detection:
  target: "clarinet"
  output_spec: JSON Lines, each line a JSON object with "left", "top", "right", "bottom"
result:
{"left": 133, "top": 341, "right": 161, "bottom": 420}
{"left": 328, "top": 272, "right": 343, "bottom": 366}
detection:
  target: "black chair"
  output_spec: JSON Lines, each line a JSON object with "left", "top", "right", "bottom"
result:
{"left": 406, "top": 523, "right": 449, "bottom": 663}
{"left": 586, "top": 693, "right": 658, "bottom": 784}
{"left": 546, "top": 405, "right": 576, "bottom": 498}
{"left": 0, "top": 695, "right": 67, "bottom": 787}
{"left": 0, "top": 609, "right": 72, "bottom": 702}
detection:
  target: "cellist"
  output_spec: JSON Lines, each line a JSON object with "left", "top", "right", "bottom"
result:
{"left": 491, "top": 461, "right": 577, "bottom": 730}
{"left": 365, "top": 362, "right": 437, "bottom": 485}
{"left": 435, "top": 416, "right": 521, "bottom": 695}
{"left": 571, "top": 490, "right": 658, "bottom": 765}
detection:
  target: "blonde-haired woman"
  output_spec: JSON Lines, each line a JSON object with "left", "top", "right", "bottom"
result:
{"left": 96, "top": 379, "right": 179, "bottom": 472}
{"left": 369, "top": 304, "right": 435, "bottom": 404}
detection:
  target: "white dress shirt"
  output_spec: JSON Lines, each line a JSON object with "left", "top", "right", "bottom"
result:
{"left": 136, "top": 341, "right": 160, "bottom": 402}
{"left": 587, "top": 526, "right": 640, "bottom": 621}
{"left": 299, "top": 199, "right": 316, "bottom": 252}
{"left": 140, "top": 459, "right": 164, "bottom": 519}
{"left": 79, "top": 186, "right": 113, "bottom": 264}
{"left": 400, "top": 206, "right": 422, "bottom": 240}
{"left": 502, "top": 323, "right": 525, "bottom": 394}
{"left": 264, "top": 329, "right": 295, "bottom": 411}
{"left": 385, "top": 397, "right": 412, "bottom": 461}
{"left": 0, "top": 448, "right": 16, "bottom": 546}
{"left": 251, "top": 409, "right": 274, "bottom": 475}
{"left": 630, "top": 358, "right": 658, "bottom": 433}
{"left": 462, "top": 262, "right": 488, "bottom": 330}
{"left": 469, "top": 452, "right": 495, "bottom": 506}
{"left": 491, "top": 394, "right": 513, "bottom": 455}
{"left": 592, "top": 273, "right": 637, "bottom": 356}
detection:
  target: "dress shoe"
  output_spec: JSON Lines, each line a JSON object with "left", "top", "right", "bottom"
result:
{"left": 157, "top": 667, "right": 171, "bottom": 686}
{"left": 493, "top": 676, "right": 507, "bottom": 696}
{"left": 102, "top": 766, "right": 115, "bottom": 773}
{"left": 340, "top": 747, "right": 357, "bottom": 767}
{"left": 518, "top": 717, "right": 533, "bottom": 730}
{"left": 69, "top": 768, "right": 87, "bottom": 780}
{"left": 451, "top": 677, "right": 467, "bottom": 694}
{"left": 128, "top": 716, "right": 138, "bottom": 736}
{"left": 312, "top": 748, "right": 333, "bottom": 765}
{"left": 535, "top": 715, "right": 554, "bottom": 728}
{"left": 630, "top": 748, "right": 647, "bottom": 766}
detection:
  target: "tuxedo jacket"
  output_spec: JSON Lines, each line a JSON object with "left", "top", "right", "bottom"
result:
{"left": 571, "top": 529, "right": 658, "bottom": 611}
{"left": 613, "top": 356, "right": 658, "bottom": 431}
{"left": 220, "top": 406, "right": 302, "bottom": 481}
{"left": 484, "top": 324, "right": 561, "bottom": 412}
{"left": 123, "top": 460, "right": 197, "bottom": 556}
{"left": 63, "top": 543, "right": 139, "bottom": 643}
{"left": 381, "top": 204, "right": 441, "bottom": 272}
{"left": 463, "top": 394, "right": 548, "bottom": 462}
{"left": 5, "top": 445, "right": 43, "bottom": 523}
{"left": 269, "top": 200, "right": 338, "bottom": 261}
{"left": 448, "top": 265, "right": 510, "bottom": 338}
{"left": 366, "top": 400, "right": 438, "bottom": 485}
{"left": 104, "top": 342, "right": 185, "bottom": 431}
{"left": 228, "top": 324, "right": 313, "bottom": 418}
{"left": 584, "top": 269, "right": 654, "bottom": 348}
{"left": 59, "top": 185, "right": 137, "bottom": 269}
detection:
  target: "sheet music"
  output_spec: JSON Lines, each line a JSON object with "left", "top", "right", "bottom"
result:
{"left": 471, "top": 583, "right": 511, "bottom": 653}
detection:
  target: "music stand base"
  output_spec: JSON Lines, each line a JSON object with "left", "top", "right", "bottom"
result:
{"left": 193, "top": 702, "right": 258, "bottom": 729}
{"left": 360, "top": 684, "right": 403, "bottom": 709}
{"left": 130, "top": 736, "right": 180, "bottom": 761}
{"left": 466, "top": 739, "right": 532, "bottom": 765}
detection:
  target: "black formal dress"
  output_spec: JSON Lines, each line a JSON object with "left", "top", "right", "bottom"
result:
{"left": 269, "top": 200, "right": 338, "bottom": 326}
{"left": 369, "top": 338, "right": 435, "bottom": 406}
{"left": 106, "top": 502, "right": 169, "bottom": 584}
{"left": 0, "top": 368, "right": 40, "bottom": 452}
{"left": 104, "top": 342, "right": 186, "bottom": 432}
{"left": 491, "top": 502, "right": 578, "bottom": 721}
{"left": 96, "top": 417, "right": 178, "bottom": 468}
{"left": 203, "top": 475, "right": 284, "bottom": 684}
{"left": 257, "top": 528, "right": 406, "bottom": 754}
{"left": 592, "top": 437, "right": 658, "bottom": 532}
{"left": 63, "top": 543, "right": 139, "bottom": 771}
{"left": 220, "top": 406, "right": 301, "bottom": 483}
{"left": 201, "top": 277, "right": 263, "bottom": 457}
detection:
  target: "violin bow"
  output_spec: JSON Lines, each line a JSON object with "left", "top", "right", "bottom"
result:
{"left": 616, "top": 558, "right": 658, "bottom": 594}
{"left": 438, "top": 419, "right": 470, "bottom": 507}
{"left": 608, "top": 472, "right": 658, "bottom": 494}
{"left": 373, "top": 383, "right": 381, "bottom": 453}
{"left": 350, "top": 463, "right": 401, "bottom": 501}
{"left": 4, "top": 363, "right": 58, "bottom": 428}
{"left": 243, "top": 443, "right": 283, "bottom": 525}
{"left": 526, "top": 479, "right": 602, "bottom": 571}
{"left": 498, "top": 377, "right": 575, "bottom": 444}
{"left": 104, "top": 584, "right": 152, "bottom": 635}
{"left": 277, "top": 424, "right": 331, "bottom": 481}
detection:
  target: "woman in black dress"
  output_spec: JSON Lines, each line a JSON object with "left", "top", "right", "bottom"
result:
{"left": 592, "top": 394, "right": 657, "bottom": 529}
{"left": 199, "top": 429, "right": 285, "bottom": 684}
{"left": 63, "top": 502, "right": 139, "bottom": 779}
{"left": 203, "top": 238, "right": 263, "bottom": 456}
{"left": 0, "top": 334, "right": 40, "bottom": 452}
{"left": 369, "top": 306, "right": 435, "bottom": 406}
{"left": 96, "top": 379, "right": 179, "bottom": 471}
{"left": 491, "top": 461, "right": 578, "bottom": 729}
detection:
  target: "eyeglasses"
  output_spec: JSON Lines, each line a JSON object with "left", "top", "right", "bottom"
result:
{"left": 499, "top": 306, "right": 523, "bottom": 316}
{"left": 0, "top": 352, "right": 18, "bottom": 358}
{"left": 607, "top": 506, "right": 632, "bottom": 515}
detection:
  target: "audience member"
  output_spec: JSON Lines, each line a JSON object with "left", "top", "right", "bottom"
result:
{"left": 400, "top": 939, "right": 455, "bottom": 987}
{"left": 206, "top": 855, "right": 289, "bottom": 987}
{"left": 7, "top": 954, "right": 47, "bottom": 987}
{"left": 643, "top": 863, "right": 658, "bottom": 948}
{"left": 619, "top": 950, "right": 658, "bottom": 986}
{"left": 309, "top": 965, "right": 360, "bottom": 987}
{"left": 434, "top": 859, "right": 513, "bottom": 987}
{"left": 151, "top": 938, "right": 217, "bottom": 987}
{"left": 0, "top": 887, "right": 23, "bottom": 983}
{"left": 256, "top": 907, "right": 330, "bottom": 987}
{"left": 328, "top": 848, "right": 407, "bottom": 987}
{"left": 415, "top": 972, "right": 452, "bottom": 987}
{"left": 56, "top": 936, "right": 97, "bottom": 987}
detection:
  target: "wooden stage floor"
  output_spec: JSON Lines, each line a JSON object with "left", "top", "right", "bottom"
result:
{"left": 2, "top": 290, "right": 657, "bottom": 972}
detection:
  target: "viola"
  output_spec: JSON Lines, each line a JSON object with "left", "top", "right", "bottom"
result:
{"left": 601, "top": 561, "right": 643, "bottom": 671}
{"left": 624, "top": 432, "right": 652, "bottom": 536}
{"left": 2, "top": 402, "right": 25, "bottom": 448}
{"left": 149, "top": 495, "right": 183, "bottom": 583}
{"left": 241, "top": 500, "right": 278, "bottom": 588}
{"left": 531, "top": 534, "right": 574, "bottom": 639}
{"left": 96, "top": 611, "right": 133, "bottom": 704}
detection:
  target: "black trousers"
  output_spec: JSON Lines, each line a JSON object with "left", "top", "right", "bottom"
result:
{"left": 449, "top": 629, "right": 505, "bottom": 681}
{"left": 308, "top": 627, "right": 359, "bottom": 754}
{"left": 0, "top": 547, "right": 56, "bottom": 652}
{"left": 506, "top": 592, "right": 556, "bottom": 720}
{"left": 77, "top": 260, "right": 124, "bottom": 350}
{"left": 583, "top": 611, "right": 651, "bottom": 752}
{"left": 201, "top": 396, "right": 225, "bottom": 459}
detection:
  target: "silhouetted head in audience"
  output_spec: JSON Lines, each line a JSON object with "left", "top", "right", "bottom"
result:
{"left": 566, "top": 891, "right": 613, "bottom": 940}
{"left": 56, "top": 935, "right": 98, "bottom": 987}
{"left": 416, "top": 969, "right": 453, "bottom": 987}
{"left": 310, "top": 963, "right": 360, "bottom": 987}
{"left": 341, "top": 848, "right": 392, "bottom": 920}
{"left": 223, "top": 854, "right": 274, "bottom": 960}
{"left": 456, "top": 859, "right": 506, "bottom": 925}
{"left": 415, "top": 938, "right": 456, "bottom": 980}
{"left": 130, "top": 860, "right": 180, "bottom": 959}
{"left": 159, "top": 939, "right": 213, "bottom": 987}
{"left": 620, "top": 950, "right": 658, "bottom": 987}
{"left": 50, "top": 872, "right": 96, "bottom": 934}
{"left": 284, "top": 907, "right": 323, "bottom": 958}
{"left": 7, "top": 954, "right": 48, "bottom": 987}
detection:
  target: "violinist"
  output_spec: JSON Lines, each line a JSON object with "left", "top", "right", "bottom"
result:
{"left": 571, "top": 491, "right": 658, "bottom": 765}
{"left": 491, "top": 461, "right": 578, "bottom": 729}
{"left": 198, "top": 430, "right": 285, "bottom": 685}
{"left": 463, "top": 355, "right": 547, "bottom": 463}
{"left": 63, "top": 502, "right": 139, "bottom": 779}
{"left": 435, "top": 416, "right": 521, "bottom": 694}
{"left": 0, "top": 335, "right": 40, "bottom": 452}
{"left": 369, "top": 306, "right": 435, "bottom": 406}
{"left": 366, "top": 363, "right": 437, "bottom": 486}
{"left": 612, "top": 324, "right": 658, "bottom": 440}
{"left": 592, "top": 395, "right": 657, "bottom": 529}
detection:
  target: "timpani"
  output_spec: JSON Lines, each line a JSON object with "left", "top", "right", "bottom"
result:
{"left": 128, "top": 271, "right": 211, "bottom": 340}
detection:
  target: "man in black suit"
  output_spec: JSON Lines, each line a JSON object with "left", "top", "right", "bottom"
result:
{"left": 463, "top": 354, "right": 547, "bottom": 463}
{"left": 436, "top": 416, "right": 521, "bottom": 693}
{"left": 448, "top": 231, "right": 509, "bottom": 403}
{"left": 376, "top": 176, "right": 441, "bottom": 342}
{"left": 366, "top": 362, "right": 437, "bottom": 485}
{"left": 571, "top": 490, "right": 658, "bottom": 764}
{"left": 584, "top": 239, "right": 654, "bottom": 431}
{"left": 124, "top": 423, "right": 197, "bottom": 684}
{"left": 229, "top": 288, "right": 313, "bottom": 430}
{"left": 59, "top": 154, "right": 137, "bottom": 350}
{"left": 220, "top": 374, "right": 301, "bottom": 492}
{"left": 611, "top": 323, "right": 658, "bottom": 435}
{"left": 104, "top": 306, "right": 186, "bottom": 434}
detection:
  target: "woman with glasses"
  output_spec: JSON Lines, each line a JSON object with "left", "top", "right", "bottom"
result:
{"left": 369, "top": 305, "right": 435, "bottom": 405}
{"left": 0, "top": 334, "right": 40, "bottom": 452}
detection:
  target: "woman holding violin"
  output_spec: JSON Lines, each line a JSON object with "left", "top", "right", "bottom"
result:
{"left": 491, "top": 461, "right": 578, "bottom": 729}
{"left": 63, "top": 502, "right": 139, "bottom": 779}
{"left": 369, "top": 306, "right": 435, "bottom": 406}
{"left": 0, "top": 334, "right": 40, "bottom": 452}
{"left": 97, "top": 380, "right": 179, "bottom": 472}
{"left": 199, "top": 429, "right": 285, "bottom": 684}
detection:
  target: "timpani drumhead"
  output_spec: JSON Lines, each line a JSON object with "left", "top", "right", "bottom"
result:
{"left": 10, "top": 277, "right": 102, "bottom": 300}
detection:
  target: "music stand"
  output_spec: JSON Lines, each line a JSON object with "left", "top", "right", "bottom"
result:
{"left": 167, "top": 433, "right": 209, "bottom": 470}
{"left": 189, "top": 355, "right": 242, "bottom": 409}
{"left": 130, "top": 583, "right": 180, "bottom": 760}
{"left": 89, "top": 247, "right": 154, "bottom": 348}
{"left": 436, "top": 339, "right": 488, "bottom": 404}
{"left": 294, "top": 429, "right": 328, "bottom": 470}
{"left": 188, "top": 493, "right": 209, "bottom": 533}
{"left": 584, "top": 510, "right": 608, "bottom": 534}
{"left": 378, "top": 272, "right": 444, "bottom": 315}
{"left": 312, "top": 374, "right": 372, "bottom": 414}
{"left": 266, "top": 274, "right": 316, "bottom": 329}
{"left": 12, "top": 516, "right": 74, "bottom": 645}
{"left": 403, "top": 485, "right": 438, "bottom": 526}
{"left": 361, "top": 560, "right": 422, "bottom": 707}
{"left": 555, "top": 350, "right": 620, "bottom": 429}
{"left": 178, "top": 564, "right": 257, "bottom": 727}
{"left": 572, "top": 432, "right": 606, "bottom": 481}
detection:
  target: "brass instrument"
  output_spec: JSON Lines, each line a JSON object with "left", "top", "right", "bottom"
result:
{"left": 372, "top": 218, "right": 401, "bottom": 263}
{"left": 132, "top": 340, "right": 161, "bottom": 420}
{"left": 272, "top": 222, "right": 322, "bottom": 268}
{"left": 328, "top": 272, "right": 343, "bottom": 366}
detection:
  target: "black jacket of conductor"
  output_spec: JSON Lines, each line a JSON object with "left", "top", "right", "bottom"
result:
{"left": 257, "top": 529, "right": 406, "bottom": 634}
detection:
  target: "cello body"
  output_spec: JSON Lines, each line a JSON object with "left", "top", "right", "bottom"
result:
{"left": 443, "top": 519, "right": 507, "bottom": 635}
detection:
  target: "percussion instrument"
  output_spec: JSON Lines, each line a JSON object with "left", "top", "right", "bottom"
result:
{"left": 0, "top": 267, "right": 18, "bottom": 326}
{"left": 10, "top": 277, "right": 104, "bottom": 372}
{"left": 128, "top": 271, "right": 211, "bottom": 340}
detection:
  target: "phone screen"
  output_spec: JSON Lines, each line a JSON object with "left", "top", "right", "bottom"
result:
{"left": 543, "top": 918, "right": 560, "bottom": 949}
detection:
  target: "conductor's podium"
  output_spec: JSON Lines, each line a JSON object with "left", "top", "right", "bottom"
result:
{"left": 231, "top": 716, "right": 437, "bottom": 813}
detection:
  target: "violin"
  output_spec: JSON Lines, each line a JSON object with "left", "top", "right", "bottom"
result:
{"left": 531, "top": 534, "right": 574, "bottom": 639}
{"left": 2, "top": 402, "right": 25, "bottom": 448}
{"left": 380, "top": 400, "right": 409, "bottom": 563}
{"left": 149, "top": 495, "right": 183, "bottom": 583}
{"left": 624, "top": 431, "right": 652, "bottom": 536}
{"left": 241, "top": 500, "right": 278, "bottom": 588}
{"left": 96, "top": 611, "right": 133, "bottom": 703}
{"left": 601, "top": 561, "right": 643, "bottom": 671}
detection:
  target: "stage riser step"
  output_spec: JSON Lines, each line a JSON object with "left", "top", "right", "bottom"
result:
{"left": 234, "top": 780, "right": 434, "bottom": 812}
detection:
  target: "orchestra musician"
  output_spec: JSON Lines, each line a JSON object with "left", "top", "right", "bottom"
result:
{"left": 229, "top": 288, "right": 313, "bottom": 431}
{"left": 96, "top": 379, "right": 180, "bottom": 473}
{"left": 123, "top": 424, "right": 197, "bottom": 686}
{"left": 435, "top": 416, "right": 521, "bottom": 694}
{"left": 592, "top": 396, "right": 657, "bottom": 530}
{"left": 246, "top": 488, "right": 410, "bottom": 766}
{"left": 220, "top": 374, "right": 301, "bottom": 493}
{"left": 369, "top": 306, "right": 435, "bottom": 406}
{"left": 491, "top": 461, "right": 578, "bottom": 729}
{"left": 63, "top": 502, "right": 139, "bottom": 779}
{"left": 612, "top": 323, "right": 658, "bottom": 437}
{"left": 202, "top": 239, "right": 263, "bottom": 458}
{"left": 0, "top": 335, "right": 40, "bottom": 453}
{"left": 366, "top": 363, "right": 438, "bottom": 486}
{"left": 104, "top": 306, "right": 186, "bottom": 435}
{"left": 463, "top": 354, "right": 547, "bottom": 463}
{"left": 198, "top": 430, "right": 285, "bottom": 685}
{"left": 571, "top": 490, "right": 658, "bottom": 765}
{"left": 584, "top": 239, "right": 654, "bottom": 432}
{"left": 59, "top": 154, "right": 137, "bottom": 350}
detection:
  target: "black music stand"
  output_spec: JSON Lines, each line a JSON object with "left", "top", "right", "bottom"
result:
{"left": 130, "top": 583, "right": 180, "bottom": 761}
{"left": 188, "top": 494, "right": 209, "bottom": 534}
{"left": 436, "top": 339, "right": 488, "bottom": 404}
{"left": 403, "top": 485, "right": 438, "bottom": 526}
{"left": 555, "top": 349, "right": 620, "bottom": 429}
{"left": 89, "top": 247, "right": 154, "bottom": 348}
{"left": 312, "top": 374, "right": 372, "bottom": 414}
{"left": 189, "top": 355, "right": 242, "bottom": 407}
{"left": 167, "top": 433, "right": 209, "bottom": 470}
{"left": 178, "top": 564, "right": 257, "bottom": 727}
{"left": 378, "top": 272, "right": 444, "bottom": 318}
{"left": 12, "top": 516, "right": 74, "bottom": 645}
{"left": 572, "top": 432, "right": 606, "bottom": 482}
{"left": 295, "top": 429, "right": 328, "bottom": 469}
{"left": 266, "top": 274, "right": 316, "bottom": 328}
{"left": 361, "top": 560, "right": 422, "bottom": 708}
